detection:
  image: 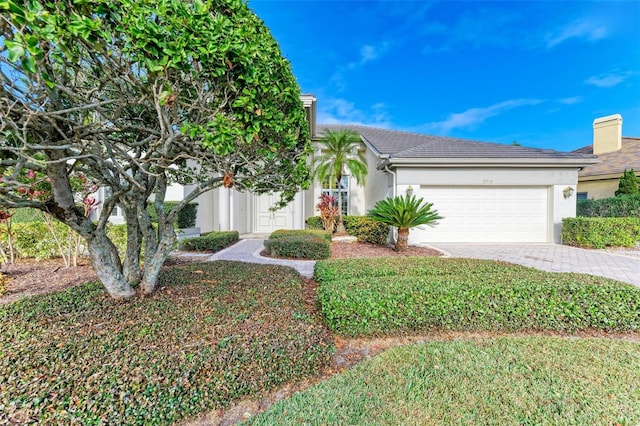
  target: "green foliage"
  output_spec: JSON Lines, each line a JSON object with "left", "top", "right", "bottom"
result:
{"left": 312, "top": 129, "right": 367, "bottom": 188}
{"left": 0, "top": 261, "right": 334, "bottom": 424}
{"left": 247, "top": 337, "right": 640, "bottom": 425}
{"left": 343, "top": 216, "right": 390, "bottom": 245}
{"left": 180, "top": 231, "right": 239, "bottom": 252}
{"left": 269, "top": 229, "right": 332, "bottom": 242}
{"left": 105, "top": 224, "right": 129, "bottom": 258}
{"left": 577, "top": 194, "right": 640, "bottom": 217}
{"left": 2, "top": 222, "right": 68, "bottom": 260}
{"left": 368, "top": 195, "right": 443, "bottom": 229}
{"left": 615, "top": 169, "right": 640, "bottom": 196}
{"left": 6, "top": 208, "right": 42, "bottom": 224}
{"left": 148, "top": 202, "right": 198, "bottom": 229}
{"left": 562, "top": 217, "right": 640, "bottom": 248}
{"left": 315, "top": 257, "right": 640, "bottom": 337}
{"left": 305, "top": 216, "right": 324, "bottom": 230}
{"left": 265, "top": 236, "right": 330, "bottom": 260}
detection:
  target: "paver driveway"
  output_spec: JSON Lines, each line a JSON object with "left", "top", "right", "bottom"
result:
{"left": 431, "top": 244, "right": 640, "bottom": 287}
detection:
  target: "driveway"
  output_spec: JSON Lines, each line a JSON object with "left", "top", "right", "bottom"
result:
{"left": 431, "top": 244, "right": 640, "bottom": 288}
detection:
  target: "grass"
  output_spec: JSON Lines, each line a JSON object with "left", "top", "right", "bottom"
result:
{"left": 0, "top": 261, "right": 334, "bottom": 425}
{"left": 246, "top": 337, "right": 640, "bottom": 425}
{"left": 316, "top": 257, "right": 640, "bottom": 336}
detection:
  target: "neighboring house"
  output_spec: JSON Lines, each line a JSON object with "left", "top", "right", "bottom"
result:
{"left": 572, "top": 114, "right": 640, "bottom": 200}
{"left": 104, "top": 95, "right": 598, "bottom": 244}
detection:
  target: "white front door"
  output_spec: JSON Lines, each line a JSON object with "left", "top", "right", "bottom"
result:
{"left": 254, "top": 193, "right": 293, "bottom": 233}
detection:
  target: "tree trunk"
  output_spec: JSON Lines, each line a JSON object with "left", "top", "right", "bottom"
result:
{"left": 335, "top": 176, "right": 346, "bottom": 233}
{"left": 123, "top": 207, "right": 143, "bottom": 284}
{"left": 87, "top": 232, "right": 135, "bottom": 299}
{"left": 139, "top": 228, "right": 176, "bottom": 295}
{"left": 395, "top": 227, "right": 409, "bottom": 251}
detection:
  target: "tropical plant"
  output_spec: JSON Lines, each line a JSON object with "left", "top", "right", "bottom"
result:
{"left": 312, "top": 129, "right": 367, "bottom": 232}
{"left": 615, "top": 169, "right": 640, "bottom": 196}
{"left": 0, "top": 0, "right": 311, "bottom": 299}
{"left": 316, "top": 193, "right": 339, "bottom": 232}
{"left": 367, "top": 195, "right": 442, "bottom": 251}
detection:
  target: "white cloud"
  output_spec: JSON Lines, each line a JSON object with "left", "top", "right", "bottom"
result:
{"left": 557, "top": 96, "right": 583, "bottom": 105}
{"left": 546, "top": 19, "right": 607, "bottom": 48}
{"left": 347, "top": 42, "right": 391, "bottom": 69}
{"left": 585, "top": 71, "right": 631, "bottom": 88}
{"left": 317, "top": 98, "right": 392, "bottom": 128}
{"left": 428, "top": 99, "right": 543, "bottom": 133}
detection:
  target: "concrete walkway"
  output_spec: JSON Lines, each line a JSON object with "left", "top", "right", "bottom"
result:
{"left": 207, "top": 237, "right": 316, "bottom": 278}
{"left": 432, "top": 244, "right": 640, "bottom": 287}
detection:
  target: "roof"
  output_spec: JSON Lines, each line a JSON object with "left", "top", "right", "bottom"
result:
{"left": 572, "top": 137, "right": 640, "bottom": 178}
{"left": 315, "top": 124, "right": 598, "bottom": 166}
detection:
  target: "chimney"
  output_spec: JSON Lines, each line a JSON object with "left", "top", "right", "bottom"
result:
{"left": 593, "top": 114, "right": 622, "bottom": 155}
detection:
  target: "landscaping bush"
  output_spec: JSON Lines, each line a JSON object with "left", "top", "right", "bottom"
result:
{"left": 562, "top": 217, "right": 640, "bottom": 248}
{"left": 315, "top": 257, "right": 640, "bottom": 337}
{"left": 265, "top": 236, "right": 330, "bottom": 260}
{"left": 577, "top": 194, "right": 640, "bottom": 217}
{"left": 343, "top": 215, "right": 390, "bottom": 245}
{"left": 148, "top": 201, "right": 199, "bottom": 228}
{"left": 6, "top": 222, "right": 65, "bottom": 260}
{"left": 180, "top": 231, "right": 239, "bottom": 252}
{"left": 305, "top": 216, "right": 324, "bottom": 230}
{"left": 0, "top": 261, "right": 334, "bottom": 424}
{"left": 269, "top": 229, "right": 332, "bottom": 242}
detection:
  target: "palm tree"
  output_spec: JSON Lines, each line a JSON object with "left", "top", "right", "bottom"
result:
{"left": 367, "top": 194, "right": 443, "bottom": 251}
{"left": 312, "top": 129, "right": 367, "bottom": 233}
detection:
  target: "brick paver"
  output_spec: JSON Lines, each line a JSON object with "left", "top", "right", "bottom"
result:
{"left": 431, "top": 244, "right": 640, "bottom": 287}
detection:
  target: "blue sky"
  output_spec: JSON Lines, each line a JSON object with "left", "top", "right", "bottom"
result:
{"left": 249, "top": 0, "right": 640, "bottom": 152}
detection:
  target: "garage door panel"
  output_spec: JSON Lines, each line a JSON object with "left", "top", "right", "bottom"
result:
{"left": 412, "top": 187, "right": 548, "bottom": 243}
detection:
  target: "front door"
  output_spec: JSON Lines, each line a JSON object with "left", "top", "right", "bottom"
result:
{"left": 254, "top": 193, "right": 293, "bottom": 233}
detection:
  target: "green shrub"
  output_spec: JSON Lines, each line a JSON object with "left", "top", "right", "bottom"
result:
{"left": 9, "top": 222, "right": 65, "bottom": 259}
{"left": 305, "top": 216, "right": 324, "bottom": 230}
{"left": 148, "top": 202, "right": 199, "bottom": 228}
{"left": 8, "top": 208, "right": 42, "bottom": 223}
{"left": 264, "top": 236, "right": 330, "bottom": 260}
{"left": 577, "top": 194, "right": 640, "bottom": 217}
{"left": 343, "top": 216, "right": 390, "bottom": 245}
{"left": 180, "top": 231, "right": 239, "bottom": 252}
{"left": 562, "top": 217, "right": 640, "bottom": 248}
{"left": 315, "top": 257, "right": 640, "bottom": 337}
{"left": 269, "top": 229, "right": 332, "bottom": 242}
{"left": 0, "top": 261, "right": 334, "bottom": 424}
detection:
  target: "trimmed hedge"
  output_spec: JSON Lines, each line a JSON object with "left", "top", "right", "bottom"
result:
{"left": 0, "top": 261, "right": 334, "bottom": 424}
{"left": 148, "top": 201, "right": 198, "bottom": 228}
{"left": 264, "top": 236, "right": 330, "bottom": 260}
{"left": 305, "top": 216, "right": 324, "bottom": 230}
{"left": 180, "top": 231, "right": 239, "bottom": 252}
{"left": 577, "top": 194, "right": 640, "bottom": 217}
{"left": 269, "top": 229, "right": 332, "bottom": 242}
{"left": 562, "top": 217, "right": 640, "bottom": 248}
{"left": 343, "top": 216, "right": 390, "bottom": 245}
{"left": 315, "top": 257, "right": 640, "bottom": 337}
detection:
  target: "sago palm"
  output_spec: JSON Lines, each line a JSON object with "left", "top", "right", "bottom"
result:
{"left": 367, "top": 194, "right": 443, "bottom": 251}
{"left": 312, "top": 129, "right": 367, "bottom": 232}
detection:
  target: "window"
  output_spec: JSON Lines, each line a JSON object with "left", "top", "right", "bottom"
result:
{"left": 577, "top": 192, "right": 588, "bottom": 201}
{"left": 322, "top": 176, "right": 349, "bottom": 216}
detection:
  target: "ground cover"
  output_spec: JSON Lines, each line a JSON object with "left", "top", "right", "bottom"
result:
{"left": 316, "top": 257, "right": 640, "bottom": 336}
{"left": 246, "top": 337, "right": 640, "bottom": 425}
{"left": 0, "top": 261, "right": 333, "bottom": 425}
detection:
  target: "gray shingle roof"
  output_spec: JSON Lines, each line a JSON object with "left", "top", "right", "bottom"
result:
{"left": 316, "top": 124, "right": 597, "bottom": 161}
{"left": 573, "top": 137, "right": 640, "bottom": 177}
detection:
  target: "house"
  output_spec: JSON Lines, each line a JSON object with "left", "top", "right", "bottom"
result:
{"left": 190, "top": 95, "right": 598, "bottom": 244}
{"left": 105, "top": 95, "right": 598, "bottom": 244}
{"left": 572, "top": 114, "right": 640, "bottom": 200}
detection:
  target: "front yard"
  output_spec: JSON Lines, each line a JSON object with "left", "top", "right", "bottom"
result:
{"left": 1, "top": 254, "right": 639, "bottom": 424}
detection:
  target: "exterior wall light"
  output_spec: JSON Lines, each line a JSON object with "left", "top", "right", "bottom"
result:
{"left": 406, "top": 186, "right": 414, "bottom": 196}
{"left": 563, "top": 186, "right": 575, "bottom": 199}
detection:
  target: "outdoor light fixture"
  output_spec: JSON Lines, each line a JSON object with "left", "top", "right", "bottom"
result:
{"left": 406, "top": 186, "right": 414, "bottom": 196}
{"left": 563, "top": 186, "right": 575, "bottom": 199}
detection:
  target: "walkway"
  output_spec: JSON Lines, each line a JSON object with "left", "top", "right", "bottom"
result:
{"left": 207, "top": 237, "right": 316, "bottom": 278}
{"left": 432, "top": 244, "right": 640, "bottom": 287}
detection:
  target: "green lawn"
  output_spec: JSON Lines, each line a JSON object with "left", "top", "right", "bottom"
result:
{"left": 0, "top": 261, "right": 333, "bottom": 425}
{"left": 246, "top": 337, "right": 640, "bottom": 425}
{"left": 316, "top": 257, "right": 640, "bottom": 336}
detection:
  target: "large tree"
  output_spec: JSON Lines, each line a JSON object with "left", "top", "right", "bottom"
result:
{"left": 0, "top": 0, "right": 311, "bottom": 299}
{"left": 312, "top": 129, "right": 366, "bottom": 233}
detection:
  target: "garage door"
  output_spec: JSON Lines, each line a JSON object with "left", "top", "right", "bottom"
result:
{"left": 412, "top": 186, "right": 549, "bottom": 243}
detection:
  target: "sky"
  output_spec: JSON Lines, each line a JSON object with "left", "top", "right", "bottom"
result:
{"left": 248, "top": 0, "right": 640, "bottom": 152}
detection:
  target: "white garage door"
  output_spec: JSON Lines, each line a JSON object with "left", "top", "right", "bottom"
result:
{"left": 412, "top": 186, "right": 549, "bottom": 243}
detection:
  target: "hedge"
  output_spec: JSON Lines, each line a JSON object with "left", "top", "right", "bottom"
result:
{"left": 562, "top": 217, "right": 640, "bottom": 248}
{"left": 577, "top": 194, "right": 640, "bottom": 217}
{"left": 148, "top": 202, "right": 198, "bottom": 228}
{"left": 315, "top": 257, "right": 640, "bottom": 337}
{"left": 343, "top": 216, "right": 390, "bottom": 245}
{"left": 180, "top": 231, "right": 239, "bottom": 252}
{"left": 269, "top": 229, "right": 332, "bottom": 242}
{"left": 305, "top": 216, "right": 324, "bottom": 230}
{"left": 264, "top": 235, "right": 330, "bottom": 260}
